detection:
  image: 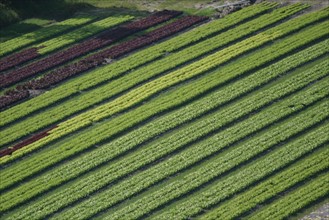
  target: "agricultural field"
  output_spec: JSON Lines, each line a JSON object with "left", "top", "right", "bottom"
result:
{"left": 0, "top": 1, "right": 328, "bottom": 219}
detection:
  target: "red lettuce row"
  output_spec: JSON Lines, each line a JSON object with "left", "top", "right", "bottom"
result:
{"left": 0, "top": 10, "right": 181, "bottom": 88}
{"left": 0, "top": 90, "right": 30, "bottom": 109}
{"left": 0, "top": 47, "right": 43, "bottom": 72}
{"left": 0, "top": 125, "right": 57, "bottom": 158}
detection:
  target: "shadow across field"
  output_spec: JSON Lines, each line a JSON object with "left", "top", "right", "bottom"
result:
{"left": 0, "top": 0, "right": 152, "bottom": 42}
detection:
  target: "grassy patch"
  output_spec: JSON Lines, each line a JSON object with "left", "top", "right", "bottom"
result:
{"left": 0, "top": 18, "right": 54, "bottom": 42}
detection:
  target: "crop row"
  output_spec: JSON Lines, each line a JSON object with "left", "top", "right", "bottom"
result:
{"left": 0, "top": 16, "right": 96, "bottom": 57}
{"left": 248, "top": 173, "right": 328, "bottom": 220}
{"left": 0, "top": 126, "right": 57, "bottom": 158}
{"left": 0, "top": 90, "right": 30, "bottom": 111}
{"left": 32, "top": 5, "right": 302, "bottom": 110}
{"left": 0, "top": 47, "right": 41, "bottom": 72}
{"left": 112, "top": 120, "right": 329, "bottom": 220}
{"left": 2, "top": 59, "right": 328, "bottom": 219}
{"left": 0, "top": 16, "right": 133, "bottom": 88}
{"left": 0, "top": 2, "right": 328, "bottom": 218}
{"left": 1, "top": 19, "right": 327, "bottom": 188}
{"left": 50, "top": 10, "right": 182, "bottom": 57}
{"left": 148, "top": 131, "right": 329, "bottom": 220}
{"left": 0, "top": 2, "right": 275, "bottom": 109}
{"left": 0, "top": 21, "right": 275, "bottom": 143}
{"left": 0, "top": 29, "right": 260, "bottom": 183}
{"left": 36, "top": 15, "right": 135, "bottom": 55}
{"left": 74, "top": 95, "right": 329, "bottom": 220}
{"left": 1, "top": 50, "right": 327, "bottom": 214}
{"left": 200, "top": 148, "right": 328, "bottom": 220}
{"left": 0, "top": 3, "right": 303, "bottom": 151}
{"left": 0, "top": 10, "right": 180, "bottom": 88}
{"left": 0, "top": 1, "right": 279, "bottom": 124}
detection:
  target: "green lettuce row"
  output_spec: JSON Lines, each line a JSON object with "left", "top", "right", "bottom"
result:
{"left": 0, "top": 3, "right": 304, "bottom": 148}
{"left": 199, "top": 148, "right": 329, "bottom": 219}
{"left": 1, "top": 49, "right": 326, "bottom": 216}
{"left": 248, "top": 172, "right": 329, "bottom": 220}
{"left": 110, "top": 121, "right": 329, "bottom": 220}
{"left": 0, "top": 16, "right": 97, "bottom": 57}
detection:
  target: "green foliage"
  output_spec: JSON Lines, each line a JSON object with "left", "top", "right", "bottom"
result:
{"left": 0, "top": 4, "right": 313, "bottom": 151}
{"left": 24, "top": 61, "right": 329, "bottom": 220}
{"left": 147, "top": 126, "right": 329, "bottom": 220}
{"left": 199, "top": 149, "right": 329, "bottom": 220}
{"left": 0, "top": 15, "right": 96, "bottom": 56}
{"left": 248, "top": 172, "right": 329, "bottom": 220}
{"left": 0, "top": 18, "right": 54, "bottom": 42}
{"left": 0, "top": 0, "right": 92, "bottom": 28}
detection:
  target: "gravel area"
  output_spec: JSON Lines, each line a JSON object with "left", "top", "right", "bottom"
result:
{"left": 300, "top": 203, "right": 329, "bottom": 220}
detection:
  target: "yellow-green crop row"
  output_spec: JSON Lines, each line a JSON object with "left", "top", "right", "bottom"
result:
{"left": 0, "top": 3, "right": 305, "bottom": 148}
{"left": 0, "top": 16, "right": 97, "bottom": 56}
{"left": 1, "top": 48, "right": 326, "bottom": 215}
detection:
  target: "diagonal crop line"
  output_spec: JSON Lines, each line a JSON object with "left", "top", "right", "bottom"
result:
{"left": 0, "top": 15, "right": 135, "bottom": 87}
{"left": 198, "top": 153, "right": 329, "bottom": 220}
{"left": 0, "top": 3, "right": 311, "bottom": 127}
{"left": 149, "top": 145, "right": 329, "bottom": 220}
{"left": 247, "top": 172, "right": 329, "bottom": 220}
